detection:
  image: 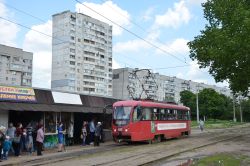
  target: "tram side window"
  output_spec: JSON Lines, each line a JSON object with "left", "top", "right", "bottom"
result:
{"left": 133, "top": 106, "right": 142, "bottom": 122}
{"left": 160, "top": 109, "right": 166, "bottom": 120}
{"left": 166, "top": 109, "right": 177, "bottom": 120}
{"left": 133, "top": 107, "right": 152, "bottom": 121}
{"left": 139, "top": 107, "right": 152, "bottom": 120}
{"left": 177, "top": 110, "right": 184, "bottom": 120}
{"left": 152, "top": 108, "right": 160, "bottom": 120}
{"left": 184, "top": 111, "right": 191, "bottom": 120}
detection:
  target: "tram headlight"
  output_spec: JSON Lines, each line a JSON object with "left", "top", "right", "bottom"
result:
{"left": 125, "top": 129, "right": 128, "bottom": 132}
{"left": 114, "top": 129, "right": 117, "bottom": 132}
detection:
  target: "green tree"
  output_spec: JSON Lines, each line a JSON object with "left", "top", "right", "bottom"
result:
{"left": 188, "top": 0, "right": 250, "bottom": 96}
{"left": 241, "top": 99, "right": 250, "bottom": 122}
{"left": 219, "top": 94, "right": 233, "bottom": 120}
{"left": 180, "top": 90, "right": 196, "bottom": 119}
{"left": 199, "top": 88, "right": 225, "bottom": 120}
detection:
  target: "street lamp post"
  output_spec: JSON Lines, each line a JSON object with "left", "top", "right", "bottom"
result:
{"left": 233, "top": 95, "right": 236, "bottom": 122}
{"left": 239, "top": 96, "right": 243, "bottom": 123}
{"left": 196, "top": 90, "right": 199, "bottom": 123}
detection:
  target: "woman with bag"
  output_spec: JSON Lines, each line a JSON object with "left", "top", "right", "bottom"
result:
{"left": 36, "top": 124, "right": 44, "bottom": 156}
{"left": 26, "top": 126, "right": 33, "bottom": 155}
{"left": 81, "top": 121, "right": 87, "bottom": 146}
{"left": 13, "top": 123, "right": 23, "bottom": 157}
{"left": 0, "top": 127, "right": 6, "bottom": 162}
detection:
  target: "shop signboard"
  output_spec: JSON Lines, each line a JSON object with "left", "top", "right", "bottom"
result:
{"left": 0, "top": 85, "right": 36, "bottom": 102}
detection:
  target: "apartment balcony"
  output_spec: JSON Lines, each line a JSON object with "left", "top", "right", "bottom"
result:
{"left": 9, "top": 64, "right": 24, "bottom": 72}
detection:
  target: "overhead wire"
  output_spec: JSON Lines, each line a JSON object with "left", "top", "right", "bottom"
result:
{"left": 3, "top": 2, "right": 190, "bottom": 71}
{"left": 3, "top": 2, "right": 154, "bottom": 69}
{"left": 98, "top": 0, "right": 188, "bottom": 61}
{"left": 74, "top": 0, "right": 187, "bottom": 64}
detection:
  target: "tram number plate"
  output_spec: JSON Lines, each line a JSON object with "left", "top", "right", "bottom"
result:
{"left": 118, "top": 128, "right": 122, "bottom": 131}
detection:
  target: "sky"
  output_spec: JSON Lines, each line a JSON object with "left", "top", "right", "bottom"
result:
{"left": 0, "top": 0, "right": 229, "bottom": 89}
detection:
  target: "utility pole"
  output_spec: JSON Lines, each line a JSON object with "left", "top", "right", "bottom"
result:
{"left": 239, "top": 96, "right": 243, "bottom": 123}
{"left": 196, "top": 84, "right": 200, "bottom": 123}
{"left": 233, "top": 95, "right": 236, "bottom": 122}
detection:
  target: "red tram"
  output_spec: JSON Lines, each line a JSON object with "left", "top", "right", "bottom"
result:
{"left": 112, "top": 100, "right": 191, "bottom": 143}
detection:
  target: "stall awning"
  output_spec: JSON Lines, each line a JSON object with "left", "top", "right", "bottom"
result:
{"left": 0, "top": 102, "right": 104, "bottom": 113}
{"left": 80, "top": 95, "right": 117, "bottom": 107}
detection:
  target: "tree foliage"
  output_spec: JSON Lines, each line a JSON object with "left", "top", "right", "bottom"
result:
{"left": 188, "top": 0, "right": 250, "bottom": 96}
{"left": 199, "top": 88, "right": 226, "bottom": 120}
{"left": 180, "top": 89, "right": 234, "bottom": 120}
{"left": 180, "top": 90, "right": 196, "bottom": 116}
{"left": 241, "top": 99, "right": 250, "bottom": 122}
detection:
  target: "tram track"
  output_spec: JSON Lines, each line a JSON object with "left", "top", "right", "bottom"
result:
{"left": 4, "top": 125, "right": 249, "bottom": 166}
{"left": 140, "top": 134, "right": 249, "bottom": 166}
{"left": 94, "top": 127, "right": 249, "bottom": 166}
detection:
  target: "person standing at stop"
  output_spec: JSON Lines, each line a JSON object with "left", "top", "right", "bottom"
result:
{"left": 199, "top": 119, "right": 204, "bottom": 132}
{"left": 57, "top": 122, "right": 64, "bottom": 152}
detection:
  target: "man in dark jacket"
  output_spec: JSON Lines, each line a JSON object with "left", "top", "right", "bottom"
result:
{"left": 0, "top": 126, "right": 6, "bottom": 162}
{"left": 94, "top": 122, "right": 101, "bottom": 146}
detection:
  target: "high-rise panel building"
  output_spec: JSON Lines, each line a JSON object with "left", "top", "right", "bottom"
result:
{"left": 51, "top": 11, "right": 113, "bottom": 96}
{"left": 113, "top": 68, "right": 232, "bottom": 103}
{"left": 0, "top": 44, "right": 33, "bottom": 87}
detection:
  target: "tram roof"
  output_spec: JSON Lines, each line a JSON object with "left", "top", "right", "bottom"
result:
{"left": 113, "top": 100, "right": 190, "bottom": 111}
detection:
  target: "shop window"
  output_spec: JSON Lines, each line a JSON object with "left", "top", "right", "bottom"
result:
{"left": 44, "top": 112, "right": 57, "bottom": 133}
{"left": 58, "top": 112, "right": 71, "bottom": 131}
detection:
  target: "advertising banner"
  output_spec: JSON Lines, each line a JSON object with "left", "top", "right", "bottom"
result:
{"left": 0, "top": 86, "right": 36, "bottom": 102}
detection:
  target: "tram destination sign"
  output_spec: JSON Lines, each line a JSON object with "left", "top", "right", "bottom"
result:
{"left": 0, "top": 86, "right": 36, "bottom": 102}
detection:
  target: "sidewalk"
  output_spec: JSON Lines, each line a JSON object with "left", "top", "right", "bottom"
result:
{"left": 0, "top": 141, "right": 114, "bottom": 166}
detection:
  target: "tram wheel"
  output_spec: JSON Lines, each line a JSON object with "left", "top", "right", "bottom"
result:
{"left": 156, "top": 135, "right": 161, "bottom": 143}
{"left": 148, "top": 135, "right": 161, "bottom": 144}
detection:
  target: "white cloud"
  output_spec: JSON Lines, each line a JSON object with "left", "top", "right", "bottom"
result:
{"left": 156, "top": 38, "right": 189, "bottom": 56}
{"left": 187, "top": 60, "right": 204, "bottom": 80}
{"left": 113, "top": 39, "right": 151, "bottom": 53}
{"left": 186, "top": 0, "right": 207, "bottom": 6}
{"left": 23, "top": 21, "right": 52, "bottom": 89}
{"left": 75, "top": 1, "right": 130, "bottom": 36}
{"left": 142, "top": 7, "right": 155, "bottom": 22}
{"left": 0, "top": 0, "right": 19, "bottom": 46}
{"left": 154, "top": 0, "right": 191, "bottom": 29}
{"left": 177, "top": 60, "right": 208, "bottom": 84}
{"left": 112, "top": 59, "right": 121, "bottom": 69}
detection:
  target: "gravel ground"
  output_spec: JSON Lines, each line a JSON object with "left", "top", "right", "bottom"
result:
{"left": 47, "top": 124, "right": 250, "bottom": 166}
{"left": 1, "top": 124, "right": 249, "bottom": 166}
{"left": 154, "top": 132, "right": 250, "bottom": 166}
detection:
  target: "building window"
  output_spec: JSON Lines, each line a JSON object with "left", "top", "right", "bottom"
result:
{"left": 70, "top": 49, "right": 75, "bottom": 53}
{"left": 113, "top": 74, "right": 119, "bottom": 79}
{"left": 70, "top": 61, "right": 75, "bottom": 65}
{"left": 13, "top": 57, "right": 20, "bottom": 61}
{"left": 70, "top": 55, "right": 75, "bottom": 59}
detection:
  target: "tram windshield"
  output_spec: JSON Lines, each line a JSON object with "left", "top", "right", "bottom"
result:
{"left": 113, "top": 106, "right": 132, "bottom": 126}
